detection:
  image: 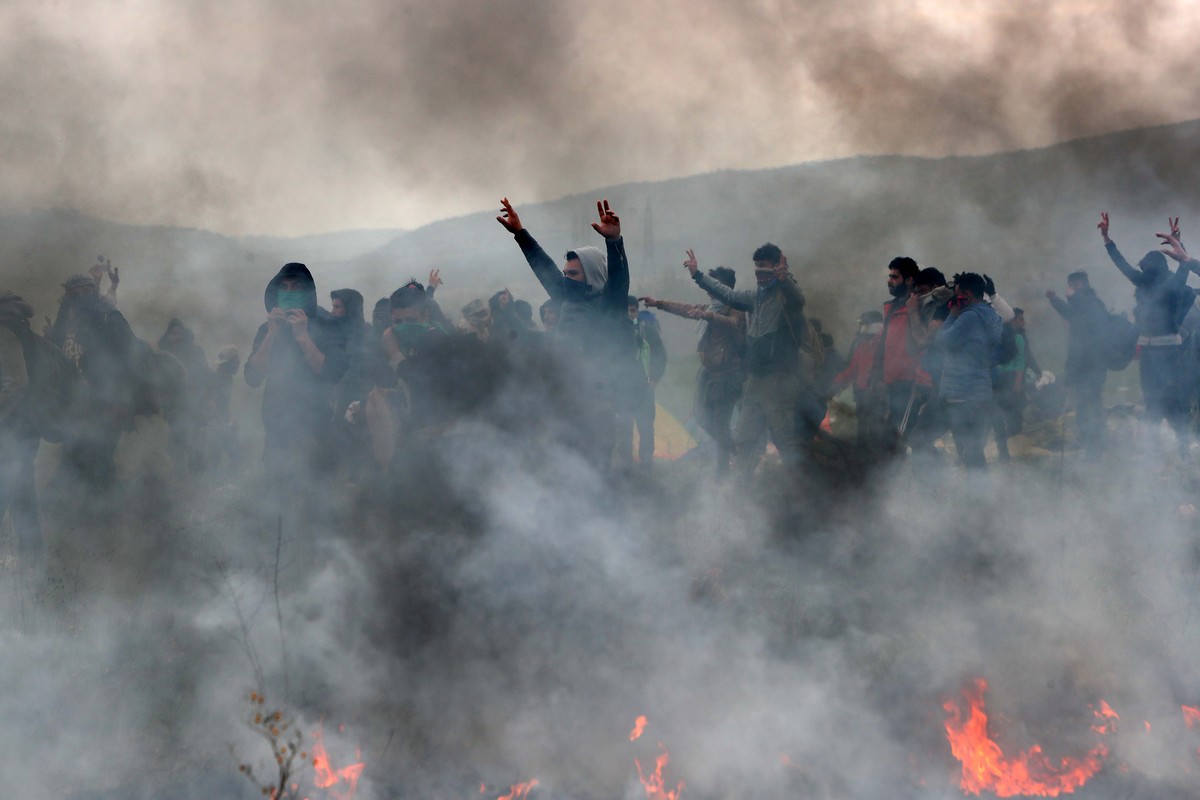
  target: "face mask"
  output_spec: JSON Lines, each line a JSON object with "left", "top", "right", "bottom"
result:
{"left": 276, "top": 289, "right": 308, "bottom": 310}
{"left": 561, "top": 276, "right": 589, "bottom": 300}
{"left": 392, "top": 322, "right": 432, "bottom": 352}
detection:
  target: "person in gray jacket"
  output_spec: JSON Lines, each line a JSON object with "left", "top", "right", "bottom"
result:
{"left": 685, "top": 244, "right": 814, "bottom": 478}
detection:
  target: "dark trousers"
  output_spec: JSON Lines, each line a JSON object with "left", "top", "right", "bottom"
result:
{"left": 947, "top": 400, "right": 991, "bottom": 469}
{"left": 1140, "top": 345, "right": 1190, "bottom": 453}
{"left": 696, "top": 369, "right": 742, "bottom": 475}
{"left": 0, "top": 428, "right": 41, "bottom": 556}
{"left": 1070, "top": 369, "right": 1106, "bottom": 454}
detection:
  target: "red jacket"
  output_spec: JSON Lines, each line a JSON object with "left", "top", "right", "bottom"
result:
{"left": 833, "top": 334, "right": 879, "bottom": 391}
{"left": 877, "top": 299, "right": 931, "bottom": 387}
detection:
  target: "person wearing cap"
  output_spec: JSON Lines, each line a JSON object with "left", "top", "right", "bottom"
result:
{"left": 1101, "top": 213, "right": 1196, "bottom": 455}
{"left": 245, "top": 262, "right": 348, "bottom": 492}
{"left": 47, "top": 272, "right": 138, "bottom": 489}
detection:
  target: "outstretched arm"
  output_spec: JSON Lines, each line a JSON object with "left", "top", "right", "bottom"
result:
{"left": 683, "top": 249, "right": 754, "bottom": 310}
{"left": 499, "top": 197, "right": 567, "bottom": 300}
{"left": 1046, "top": 290, "right": 1072, "bottom": 320}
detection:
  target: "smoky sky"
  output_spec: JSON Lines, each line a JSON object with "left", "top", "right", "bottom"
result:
{"left": 1, "top": 0, "right": 1199, "bottom": 236}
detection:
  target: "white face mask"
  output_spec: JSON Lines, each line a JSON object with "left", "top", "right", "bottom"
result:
{"left": 863, "top": 322, "right": 883, "bottom": 335}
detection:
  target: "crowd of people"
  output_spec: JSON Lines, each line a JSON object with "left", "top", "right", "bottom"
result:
{"left": 1, "top": 202, "right": 1199, "bottom": 556}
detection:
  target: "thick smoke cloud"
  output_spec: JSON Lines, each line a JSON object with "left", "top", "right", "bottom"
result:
{"left": 0, "top": 0, "right": 1198, "bottom": 235}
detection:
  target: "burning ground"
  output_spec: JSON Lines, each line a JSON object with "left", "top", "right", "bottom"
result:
{"left": 5, "top": 351, "right": 1200, "bottom": 800}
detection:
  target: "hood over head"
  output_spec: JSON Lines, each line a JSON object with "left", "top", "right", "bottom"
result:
{"left": 264, "top": 262, "right": 318, "bottom": 316}
{"left": 568, "top": 246, "right": 608, "bottom": 297}
{"left": 1139, "top": 251, "right": 1169, "bottom": 282}
{"left": 0, "top": 291, "right": 34, "bottom": 321}
{"left": 158, "top": 317, "right": 195, "bottom": 350}
{"left": 330, "top": 288, "right": 365, "bottom": 324}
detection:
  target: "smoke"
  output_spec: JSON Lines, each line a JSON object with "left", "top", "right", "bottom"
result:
{"left": 0, "top": 0, "right": 1198, "bottom": 235}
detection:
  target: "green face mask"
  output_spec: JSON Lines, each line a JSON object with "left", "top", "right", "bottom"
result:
{"left": 276, "top": 289, "right": 308, "bottom": 310}
{"left": 392, "top": 322, "right": 432, "bottom": 352}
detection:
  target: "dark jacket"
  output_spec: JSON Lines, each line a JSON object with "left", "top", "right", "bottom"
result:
{"left": 1049, "top": 287, "right": 1109, "bottom": 382}
{"left": 1106, "top": 242, "right": 1193, "bottom": 338}
{"left": 514, "top": 230, "right": 643, "bottom": 407}
{"left": 49, "top": 294, "right": 138, "bottom": 409}
{"left": 245, "top": 263, "right": 348, "bottom": 441}
{"left": 634, "top": 311, "right": 667, "bottom": 384}
{"left": 692, "top": 272, "right": 808, "bottom": 378}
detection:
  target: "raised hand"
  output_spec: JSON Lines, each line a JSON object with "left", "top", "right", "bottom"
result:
{"left": 683, "top": 249, "right": 698, "bottom": 276}
{"left": 428, "top": 268, "right": 442, "bottom": 289}
{"left": 1170, "top": 216, "right": 1182, "bottom": 242}
{"left": 496, "top": 197, "right": 524, "bottom": 234}
{"left": 1046, "top": 289, "right": 1058, "bottom": 300}
{"left": 286, "top": 308, "right": 309, "bottom": 338}
{"left": 774, "top": 254, "right": 791, "bottom": 282}
{"left": 266, "top": 307, "right": 288, "bottom": 333}
{"left": 638, "top": 296, "right": 660, "bottom": 308}
{"left": 1157, "top": 231, "right": 1190, "bottom": 263}
{"left": 1098, "top": 212, "right": 1111, "bottom": 244}
{"left": 591, "top": 199, "right": 621, "bottom": 239}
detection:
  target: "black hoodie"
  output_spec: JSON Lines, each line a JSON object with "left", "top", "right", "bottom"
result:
{"left": 245, "top": 263, "right": 348, "bottom": 442}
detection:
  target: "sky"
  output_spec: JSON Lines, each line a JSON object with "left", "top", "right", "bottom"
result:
{"left": 2, "top": 0, "right": 1200, "bottom": 237}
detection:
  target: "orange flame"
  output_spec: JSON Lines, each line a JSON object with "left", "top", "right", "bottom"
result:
{"left": 635, "top": 745, "right": 685, "bottom": 800}
{"left": 1183, "top": 705, "right": 1200, "bottom": 729}
{"left": 496, "top": 779, "right": 538, "bottom": 800}
{"left": 311, "top": 726, "right": 364, "bottom": 800}
{"left": 630, "top": 715, "right": 648, "bottom": 742}
{"left": 943, "top": 678, "right": 1113, "bottom": 797}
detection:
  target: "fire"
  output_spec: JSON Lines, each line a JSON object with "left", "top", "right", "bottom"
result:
{"left": 311, "top": 726, "right": 365, "bottom": 800}
{"left": 635, "top": 745, "right": 685, "bottom": 800}
{"left": 630, "top": 715, "right": 648, "bottom": 741}
{"left": 496, "top": 779, "right": 538, "bottom": 800}
{"left": 1183, "top": 705, "right": 1200, "bottom": 729}
{"left": 943, "top": 678, "right": 1113, "bottom": 797}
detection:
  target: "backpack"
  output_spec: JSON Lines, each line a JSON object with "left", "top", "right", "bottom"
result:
{"left": 1100, "top": 312, "right": 1137, "bottom": 372}
{"left": 0, "top": 316, "right": 81, "bottom": 442}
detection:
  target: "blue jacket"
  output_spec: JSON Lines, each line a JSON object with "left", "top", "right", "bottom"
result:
{"left": 936, "top": 302, "right": 1002, "bottom": 402}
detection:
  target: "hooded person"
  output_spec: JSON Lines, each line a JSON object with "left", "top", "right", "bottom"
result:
{"left": 497, "top": 198, "right": 644, "bottom": 466}
{"left": 1100, "top": 214, "right": 1196, "bottom": 455}
{"left": 47, "top": 272, "right": 139, "bottom": 489}
{"left": 245, "top": 262, "right": 348, "bottom": 487}
{"left": 0, "top": 291, "right": 44, "bottom": 556}
{"left": 157, "top": 318, "right": 211, "bottom": 474}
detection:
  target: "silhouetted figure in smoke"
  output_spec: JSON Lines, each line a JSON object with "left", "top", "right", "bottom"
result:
{"left": 497, "top": 197, "right": 643, "bottom": 468}
{"left": 330, "top": 288, "right": 375, "bottom": 480}
{"left": 489, "top": 289, "right": 535, "bottom": 345}
{"left": 991, "top": 309, "right": 1042, "bottom": 463}
{"left": 245, "top": 263, "right": 347, "bottom": 513}
{"left": 1102, "top": 214, "right": 1197, "bottom": 456}
{"left": 538, "top": 299, "right": 561, "bottom": 333}
{"left": 48, "top": 273, "right": 139, "bottom": 489}
{"left": 87, "top": 256, "right": 119, "bottom": 306}
{"left": 205, "top": 345, "right": 242, "bottom": 469}
{"left": 1047, "top": 271, "right": 1111, "bottom": 454}
{"left": 906, "top": 267, "right": 954, "bottom": 457}
{"left": 832, "top": 310, "right": 883, "bottom": 447}
{"left": 0, "top": 291, "right": 44, "bottom": 557}
{"left": 935, "top": 272, "right": 1002, "bottom": 470}
{"left": 614, "top": 297, "right": 665, "bottom": 471}
{"left": 810, "top": 319, "right": 844, "bottom": 402}
{"left": 158, "top": 318, "right": 210, "bottom": 475}
{"left": 642, "top": 266, "right": 746, "bottom": 477}
{"left": 684, "top": 244, "right": 814, "bottom": 478}
{"left": 458, "top": 298, "right": 493, "bottom": 343}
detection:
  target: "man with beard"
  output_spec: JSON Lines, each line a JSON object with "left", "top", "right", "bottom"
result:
{"left": 685, "top": 244, "right": 812, "bottom": 479}
{"left": 497, "top": 197, "right": 642, "bottom": 468}
{"left": 47, "top": 273, "right": 139, "bottom": 489}
{"left": 1101, "top": 213, "right": 1196, "bottom": 456}
{"left": 1047, "top": 271, "right": 1111, "bottom": 454}
{"left": 245, "top": 263, "right": 347, "bottom": 501}
{"left": 869, "top": 257, "right": 931, "bottom": 447}
{"left": 641, "top": 266, "right": 747, "bottom": 477}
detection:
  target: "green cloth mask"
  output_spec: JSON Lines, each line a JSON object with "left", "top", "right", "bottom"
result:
{"left": 276, "top": 289, "right": 307, "bottom": 310}
{"left": 392, "top": 322, "right": 432, "bottom": 352}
